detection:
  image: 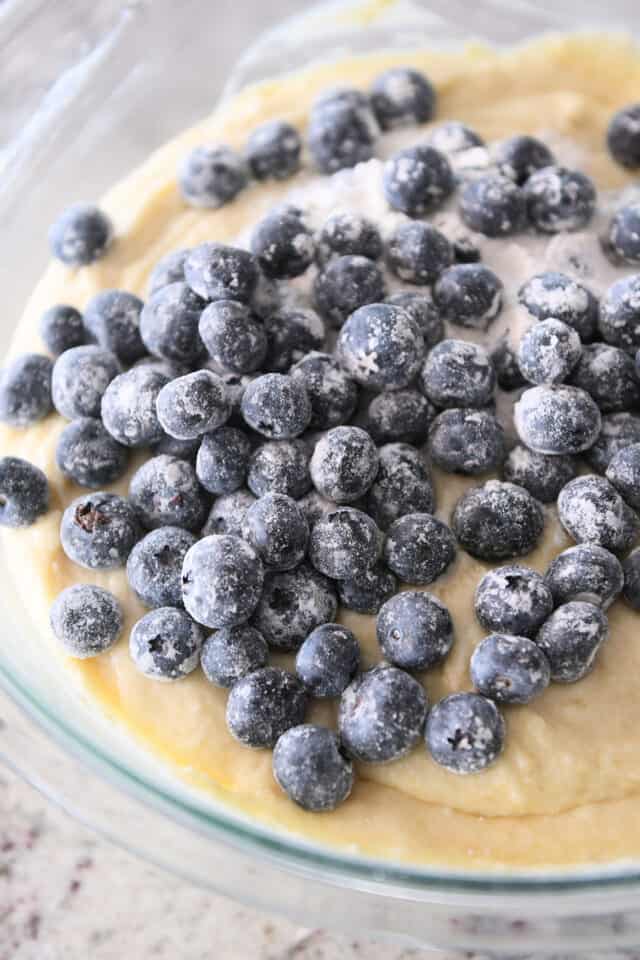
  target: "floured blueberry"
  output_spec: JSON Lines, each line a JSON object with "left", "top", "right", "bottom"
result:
{"left": 50, "top": 584, "right": 122, "bottom": 659}
{"left": 370, "top": 66, "right": 435, "bottom": 129}
{"left": 502, "top": 444, "right": 577, "bottom": 503}
{"left": 201, "top": 625, "right": 268, "bottom": 688}
{"left": 569, "top": 343, "right": 640, "bottom": 413}
{"left": 247, "top": 439, "right": 311, "bottom": 499}
{"left": 199, "top": 300, "right": 267, "bottom": 374}
{"left": 336, "top": 302, "right": 424, "bottom": 391}
{"left": 101, "top": 367, "right": 169, "bottom": 447}
{"left": 429, "top": 408, "right": 505, "bottom": 475}
{"left": 251, "top": 206, "right": 315, "bottom": 279}
{"left": 56, "top": 417, "right": 129, "bottom": 488}
{"left": 420, "top": 339, "right": 495, "bottom": 409}
{"left": 377, "top": 591, "right": 453, "bottom": 671}
{"left": 385, "top": 291, "right": 444, "bottom": 349}
{"left": 226, "top": 667, "right": 307, "bottom": 748}
{"left": 241, "top": 373, "right": 311, "bottom": 439}
{"left": 179, "top": 144, "right": 247, "bottom": 208}
{"left": 493, "top": 135, "right": 554, "bottom": 184}
{"left": 599, "top": 274, "right": 640, "bottom": 352}
{"left": 607, "top": 103, "right": 640, "bottom": 168}
{"left": 130, "top": 607, "right": 203, "bottom": 680}
{"left": 126, "top": 526, "right": 196, "bottom": 608}
{"left": 290, "top": 353, "right": 358, "bottom": 431}
{"left": 52, "top": 346, "right": 120, "bottom": 421}
{"left": 337, "top": 562, "right": 397, "bottom": 615}
{"left": 557, "top": 475, "right": 639, "bottom": 554}
{"left": 475, "top": 565, "right": 553, "bottom": 637}
{"left": 196, "top": 426, "right": 251, "bottom": 495}
{"left": 623, "top": 548, "right": 640, "bottom": 609}
{"left": 246, "top": 120, "right": 301, "bottom": 180}
{"left": 365, "top": 442, "right": 434, "bottom": 530}
{"left": 316, "top": 212, "right": 383, "bottom": 265}
{"left": 386, "top": 221, "right": 452, "bottom": 285}
{"left": 514, "top": 385, "right": 601, "bottom": 455}
{"left": 156, "top": 370, "right": 230, "bottom": 440}
{"left": 148, "top": 248, "right": 190, "bottom": 295}
{"left": 427, "top": 121, "right": 484, "bottom": 154}
{"left": 606, "top": 442, "right": 640, "bottom": 509}
{"left": 470, "top": 633, "right": 550, "bottom": 704}
{"left": 518, "top": 319, "right": 582, "bottom": 386}
{"left": 242, "top": 493, "right": 309, "bottom": 571}
{"left": 83, "top": 290, "right": 146, "bottom": 365}
{"left": 202, "top": 488, "right": 256, "bottom": 538}
{"left": 525, "top": 165, "right": 596, "bottom": 233}
{"left": 519, "top": 271, "right": 598, "bottom": 341}
{"left": 608, "top": 202, "right": 640, "bottom": 264}
{"left": 295, "top": 623, "right": 360, "bottom": 698}
{"left": 383, "top": 144, "right": 454, "bottom": 216}
{"left": 251, "top": 562, "right": 337, "bottom": 651}
{"left": 384, "top": 512, "right": 455, "bottom": 584}
{"left": 0, "top": 456, "right": 49, "bottom": 527}
{"left": 490, "top": 338, "right": 527, "bottom": 392}
{"left": 60, "top": 491, "right": 140, "bottom": 569}
{"left": 308, "top": 88, "right": 379, "bottom": 173}
{"left": 263, "top": 308, "right": 325, "bottom": 372}
{"left": 433, "top": 264, "right": 503, "bottom": 331}
{"left": 273, "top": 725, "right": 354, "bottom": 812}
{"left": 452, "top": 480, "right": 544, "bottom": 562}
{"left": 310, "top": 426, "right": 379, "bottom": 504}
{"left": 425, "top": 692, "right": 505, "bottom": 774}
{"left": 182, "top": 534, "right": 264, "bottom": 628}
{"left": 545, "top": 544, "right": 624, "bottom": 610}
{"left": 129, "top": 455, "right": 208, "bottom": 532}
{"left": 0, "top": 353, "right": 52, "bottom": 427}
{"left": 184, "top": 243, "right": 258, "bottom": 304}
{"left": 309, "top": 507, "right": 381, "bottom": 580}
{"left": 313, "top": 255, "right": 386, "bottom": 329}
{"left": 49, "top": 204, "right": 112, "bottom": 266}
{"left": 140, "top": 282, "right": 206, "bottom": 365}
{"left": 366, "top": 389, "right": 436, "bottom": 445}
{"left": 536, "top": 601, "right": 609, "bottom": 683}
{"left": 39, "top": 304, "right": 85, "bottom": 355}
{"left": 460, "top": 174, "right": 527, "bottom": 237}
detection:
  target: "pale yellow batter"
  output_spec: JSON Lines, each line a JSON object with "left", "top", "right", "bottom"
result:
{"left": 3, "top": 34, "right": 640, "bottom": 871}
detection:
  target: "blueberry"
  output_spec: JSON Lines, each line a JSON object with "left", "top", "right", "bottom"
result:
{"left": 297, "top": 490, "right": 337, "bottom": 527}
{"left": 0, "top": 457, "right": 48, "bottom": 527}
{"left": 518, "top": 319, "right": 582, "bottom": 386}
{"left": 536, "top": 601, "right": 608, "bottom": 683}
{"left": 308, "top": 88, "right": 379, "bottom": 173}
{"left": 242, "top": 493, "right": 309, "bottom": 571}
{"left": 295, "top": 623, "right": 359, "bottom": 697}
{"left": 377, "top": 591, "right": 453, "bottom": 671}
{"left": 514, "top": 385, "right": 601, "bottom": 455}
{"left": 197, "top": 300, "right": 267, "bottom": 375}
{"left": 273, "top": 725, "right": 354, "bottom": 812}
{"left": 425, "top": 692, "right": 505, "bottom": 773}
{"left": 429, "top": 408, "right": 505, "bottom": 475}
{"left": 386, "top": 222, "right": 452, "bottom": 285}
{"left": 178, "top": 144, "right": 247, "bottom": 208}
{"left": 365, "top": 442, "right": 434, "bottom": 530}
{"left": 60, "top": 492, "right": 140, "bottom": 569}
{"left": 471, "top": 633, "right": 550, "bottom": 705}
{"left": 195, "top": 426, "right": 251, "bottom": 495}
{"left": 525, "top": 166, "right": 596, "bottom": 233}
{"left": 419, "top": 338, "right": 495, "bottom": 409}
{"left": 0, "top": 353, "right": 52, "bottom": 427}
{"left": 383, "top": 145, "right": 454, "bottom": 216}
{"left": 493, "top": 135, "right": 554, "bottom": 185}
{"left": 545, "top": 544, "right": 624, "bottom": 610}
{"left": 201, "top": 625, "right": 268, "bottom": 687}
{"left": 56, "top": 417, "right": 129, "bottom": 488}
{"left": 519, "top": 272, "right": 598, "bottom": 341}
{"left": 251, "top": 562, "right": 337, "bottom": 651}
{"left": 241, "top": 373, "right": 311, "bottom": 439}
{"left": 370, "top": 66, "right": 435, "bottom": 129}
{"left": 427, "top": 121, "right": 484, "bottom": 154}
{"left": 83, "top": 290, "right": 145, "bottom": 365}
{"left": 383, "top": 512, "right": 455, "bottom": 585}
{"left": 251, "top": 206, "right": 315, "bottom": 280}
{"left": 290, "top": 353, "right": 358, "bottom": 430}
{"left": 247, "top": 439, "right": 311, "bottom": 499}
{"left": 148, "top": 248, "right": 190, "bottom": 295}
{"left": 313, "top": 255, "right": 386, "bottom": 329}
{"left": 315, "top": 212, "right": 383, "bottom": 265}
{"left": 203, "top": 488, "right": 256, "bottom": 537}
{"left": 101, "top": 367, "right": 168, "bottom": 448}
{"left": 339, "top": 664, "right": 428, "bottom": 763}
{"left": 460, "top": 174, "right": 527, "bottom": 237}
{"left": 310, "top": 426, "right": 379, "bottom": 504}
{"left": 337, "top": 562, "right": 397, "bottom": 615}
{"left": 599, "top": 275, "right": 640, "bottom": 352}
{"left": 366, "top": 389, "right": 436, "bottom": 445}
{"left": 490, "top": 338, "right": 527, "bottom": 391}
{"left": 182, "top": 534, "right": 264, "bottom": 628}
{"left": 39, "top": 304, "right": 85, "bottom": 355}
{"left": 126, "top": 526, "right": 196, "bottom": 608}
{"left": 569, "top": 343, "right": 640, "bottom": 413}
{"left": 153, "top": 432, "right": 201, "bottom": 461}
{"left": 385, "top": 292, "right": 444, "bottom": 349}
{"left": 337, "top": 302, "right": 424, "bottom": 391}
{"left": 607, "top": 103, "right": 640, "bottom": 168}
{"left": 156, "top": 370, "right": 230, "bottom": 441}
{"left": 130, "top": 607, "right": 203, "bottom": 680}
{"left": 433, "top": 264, "right": 503, "bottom": 331}
{"left": 140, "top": 282, "right": 206, "bottom": 365}
{"left": 51, "top": 346, "right": 120, "bottom": 421}
{"left": 263, "top": 308, "right": 325, "bottom": 372}
{"left": 226, "top": 667, "right": 307, "bottom": 748}
{"left": 50, "top": 584, "right": 122, "bottom": 658}
{"left": 608, "top": 203, "right": 640, "bottom": 264}
{"left": 129, "top": 455, "right": 208, "bottom": 532}
{"left": 452, "top": 480, "right": 544, "bottom": 562}
{"left": 184, "top": 243, "right": 258, "bottom": 304}
{"left": 309, "top": 506, "right": 380, "bottom": 580}
{"left": 48, "top": 203, "right": 112, "bottom": 266}
{"left": 502, "top": 444, "right": 577, "bottom": 503}
{"left": 246, "top": 120, "right": 301, "bottom": 180}
{"left": 607, "top": 442, "right": 640, "bottom": 508}
{"left": 557, "top": 475, "right": 639, "bottom": 554}
{"left": 475, "top": 565, "right": 553, "bottom": 637}
{"left": 623, "top": 548, "right": 640, "bottom": 609}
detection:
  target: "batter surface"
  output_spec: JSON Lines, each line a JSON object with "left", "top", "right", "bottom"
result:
{"left": 3, "top": 33, "right": 640, "bottom": 871}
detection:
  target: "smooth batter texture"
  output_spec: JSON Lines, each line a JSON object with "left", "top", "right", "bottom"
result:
{"left": 3, "top": 34, "right": 640, "bottom": 871}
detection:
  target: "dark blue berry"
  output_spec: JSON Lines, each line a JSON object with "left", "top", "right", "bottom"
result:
{"left": 386, "top": 222, "right": 452, "bottom": 285}
{"left": 569, "top": 343, "right": 640, "bottom": 413}
{"left": 385, "top": 292, "right": 444, "bottom": 349}
{"left": 140, "top": 282, "right": 206, "bottom": 365}
{"left": 310, "top": 426, "right": 378, "bottom": 504}
{"left": 452, "top": 480, "right": 544, "bottom": 562}
{"left": 316, "top": 212, "right": 383, "bottom": 265}
{"left": 247, "top": 439, "right": 311, "bottom": 499}
{"left": 50, "top": 584, "right": 122, "bottom": 658}
{"left": 52, "top": 346, "right": 120, "bottom": 421}
{"left": 246, "top": 120, "right": 301, "bottom": 180}
{"left": 365, "top": 442, "right": 434, "bottom": 530}
{"left": 273, "top": 725, "right": 353, "bottom": 812}
{"left": 490, "top": 338, "right": 527, "bottom": 391}
{"left": 263, "top": 308, "right": 325, "bottom": 372}
{"left": 427, "top": 121, "right": 484, "bottom": 154}
{"left": 608, "top": 203, "right": 640, "bottom": 264}
{"left": 313, "top": 255, "right": 386, "bottom": 329}
{"left": 502, "top": 444, "right": 577, "bottom": 503}
{"left": 471, "top": 633, "right": 550, "bottom": 705}
{"left": 384, "top": 512, "right": 455, "bottom": 584}
{"left": 56, "top": 417, "right": 129, "bottom": 488}
{"left": 182, "top": 534, "right": 264, "bottom": 628}
{"left": 251, "top": 206, "right": 315, "bottom": 279}
{"left": 129, "top": 455, "right": 208, "bottom": 532}
{"left": 242, "top": 493, "right": 309, "bottom": 571}
{"left": 623, "top": 548, "right": 640, "bottom": 609}
{"left": 370, "top": 66, "right": 435, "bottom": 129}
{"left": 599, "top": 275, "right": 640, "bottom": 352}
{"left": 518, "top": 319, "right": 582, "bottom": 385}
{"left": 298, "top": 490, "right": 337, "bottom": 527}
{"left": 83, "top": 290, "right": 145, "bottom": 364}
{"left": 241, "top": 373, "right": 311, "bottom": 439}
{"left": 607, "top": 442, "right": 640, "bottom": 508}
{"left": 337, "top": 562, "right": 397, "bottom": 615}
{"left": 337, "top": 302, "right": 424, "bottom": 391}
{"left": 519, "top": 271, "right": 598, "bottom": 341}
{"left": 49, "top": 204, "right": 112, "bottom": 266}
{"left": 60, "top": 491, "right": 140, "bottom": 569}
{"left": 226, "top": 666, "right": 306, "bottom": 748}
{"left": 493, "top": 135, "right": 554, "bottom": 184}
{"left": 0, "top": 456, "right": 48, "bottom": 527}
{"left": 433, "top": 264, "right": 503, "bottom": 331}
{"left": 201, "top": 625, "right": 268, "bottom": 687}
{"left": 460, "top": 174, "right": 527, "bottom": 237}
{"left": 383, "top": 145, "right": 454, "bottom": 216}
{"left": 156, "top": 370, "right": 230, "bottom": 440}
{"left": 475, "top": 565, "right": 553, "bottom": 637}
{"left": 545, "top": 544, "right": 623, "bottom": 610}
{"left": 179, "top": 144, "right": 247, "bottom": 208}
{"left": 514, "top": 385, "right": 601, "bottom": 455}
{"left": 377, "top": 591, "right": 453, "bottom": 671}
{"left": 558, "top": 474, "right": 639, "bottom": 554}
{"left": 366, "top": 389, "right": 436, "bottom": 445}
{"left": 290, "top": 353, "right": 358, "bottom": 430}
{"left": 196, "top": 426, "right": 251, "bottom": 495}
{"left": 590, "top": 412, "right": 640, "bottom": 473}
{"left": 101, "top": 367, "right": 168, "bottom": 447}
{"left": 425, "top": 692, "right": 505, "bottom": 773}
{"left": 199, "top": 299, "right": 267, "bottom": 374}
{"left": 308, "top": 88, "right": 379, "bottom": 173}
{"left": 126, "top": 526, "right": 196, "bottom": 608}
{"left": 536, "top": 601, "right": 608, "bottom": 682}
{"left": 607, "top": 104, "right": 640, "bottom": 168}
{"left": 0, "top": 353, "right": 52, "bottom": 426}
{"left": 309, "top": 506, "right": 381, "bottom": 580}
{"left": 251, "top": 562, "right": 337, "bottom": 650}
{"left": 420, "top": 338, "right": 495, "bottom": 409}
{"left": 39, "top": 304, "right": 85, "bottom": 355}
{"left": 185, "top": 243, "right": 258, "bottom": 304}
{"left": 339, "top": 664, "right": 428, "bottom": 763}
{"left": 203, "top": 488, "right": 256, "bottom": 537}
{"left": 130, "top": 607, "right": 203, "bottom": 680}
{"left": 524, "top": 166, "right": 596, "bottom": 233}
{"left": 148, "top": 248, "right": 190, "bottom": 295}
{"left": 295, "top": 623, "right": 359, "bottom": 697}
{"left": 429, "top": 408, "right": 505, "bottom": 475}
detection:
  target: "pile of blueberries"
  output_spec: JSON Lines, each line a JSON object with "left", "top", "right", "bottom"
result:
{"left": 2, "top": 67, "right": 640, "bottom": 813}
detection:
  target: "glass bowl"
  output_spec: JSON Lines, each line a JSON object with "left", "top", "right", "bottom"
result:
{"left": 2, "top": 0, "right": 640, "bottom": 952}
